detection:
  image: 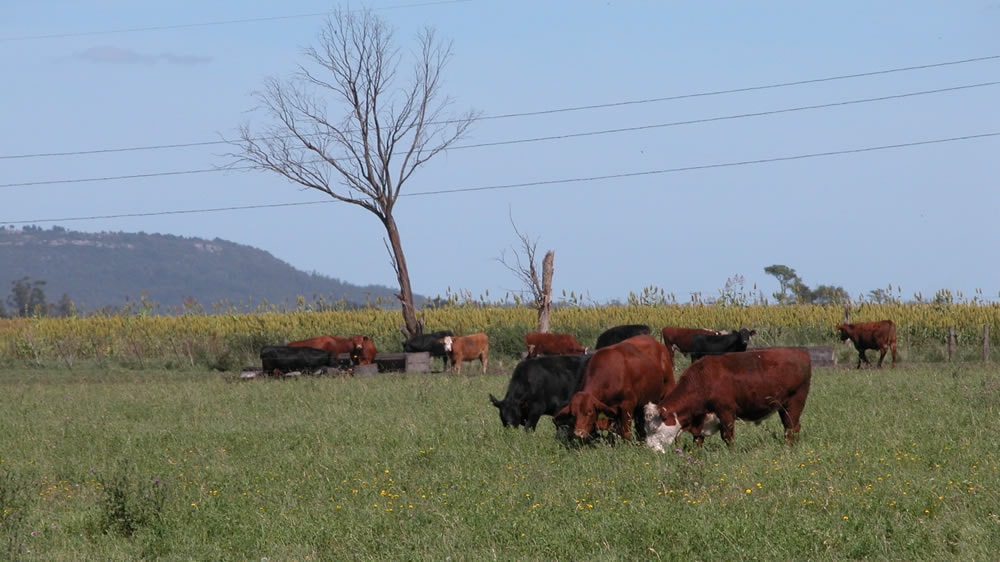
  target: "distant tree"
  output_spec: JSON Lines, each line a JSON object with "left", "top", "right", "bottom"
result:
{"left": 54, "top": 294, "right": 76, "bottom": 317}
{"left": 764, "top": 265, "right": 848, "bottom": 305}
{"left": 7, "top": 276, "right": 48, "bottom": 317}
{"left": 497, "top": 217, "right": 554, "bottom": 333}
{"left": 764, "top": 265, "right": 802, "bottom": 304}
{"left": 229, "top": 7, "right": 478, "bottom": 339}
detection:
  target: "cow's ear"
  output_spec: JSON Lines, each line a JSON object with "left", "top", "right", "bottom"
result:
{"left": 489, "top": 394, "right": 503, "bottom": 408}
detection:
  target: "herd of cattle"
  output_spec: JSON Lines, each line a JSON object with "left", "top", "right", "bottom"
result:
{"left": 253, "top": 319, "right": 898, "bottom": 451}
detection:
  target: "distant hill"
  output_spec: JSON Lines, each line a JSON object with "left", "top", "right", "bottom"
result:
{"left": 0, "top": 225, "right": 415, "bottom": 313}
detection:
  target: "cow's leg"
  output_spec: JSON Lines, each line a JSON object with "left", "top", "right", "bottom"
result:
{"left": 876, "top": 346, "right": 887, "bottom": 368}
{"left": 856, "top": 347, "right": 870, "bottom": 369}
{"left": 890, "top": 341, "right": 898, "bottom": 367}
{"left": 480, "top": 352, "right": 488, "bottom": 374}
{"left": 717, "top": 412, "right": 737, "bottom": 447}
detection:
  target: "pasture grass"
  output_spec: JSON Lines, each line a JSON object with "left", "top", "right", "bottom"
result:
{"left": 1, "top": 363, "right": 998, "bottom": 560}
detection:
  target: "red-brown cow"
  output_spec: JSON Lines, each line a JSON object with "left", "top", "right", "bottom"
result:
{"left": 524, "top": 332, "right": 587, "bottom": 357}
{"left": 651, "top": 347, "right": 812, "bottom": 449}
{"left": 554, "top": 334, "right": 673, "bottom": 442}
{"left": 660, "top": 326, "right": 722, "bottom": 356}
{"left": 835, "top": 320, "right": 898, "bottom": 368}
{"left": 287, "top": 335, "right": 354, "bottom": 357}
{"left": 442, "top": 333, "right": 489, "bottom": 374}
{"left": 350, "top": 335, "right": 378, "bottom": 366}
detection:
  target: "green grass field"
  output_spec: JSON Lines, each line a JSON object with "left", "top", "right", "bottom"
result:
{"left": 1, "top": 362, "right": 998, "bottom": 561}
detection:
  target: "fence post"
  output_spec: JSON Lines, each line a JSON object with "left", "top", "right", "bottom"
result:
{"left": 984, "top": 324, "right": 990, "bottom": 363}
{"left": 947, "top": 326, "right": 956, "bottom": 362}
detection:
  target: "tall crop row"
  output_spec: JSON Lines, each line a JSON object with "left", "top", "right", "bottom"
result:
{"left": 1, "top": 303, "right": 998, "bottom": 369}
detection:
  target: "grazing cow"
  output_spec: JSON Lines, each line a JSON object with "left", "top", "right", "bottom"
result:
{"left": 553, "top": 335, "right": 674, "bottom": 442}
{"left": 660, "top": 326, "right": 723, "bottom": 355}
{"left": 835, "top": 320, "right": 898, "bottom": 368}
{"left": 594, "top": 324, "right": 651, "bottom": 349}
{"left": 443, "top": 333, "right": 489, "bottom": 374}
{"left": 644, "top": 403, "right": 720, "bottom": 452}
{"left": 688, "top": 328, "right": 757, "bottom": 361}
{"left": 287, "top": 335, "right": 354, "bottom": 356}
{"left": 524, "top": 332, "right": 587, "bottom": 357}
{"left": 350, "top": 335, "right": 378, "bottom": 366}
{"left": 260, "top": 345, "right": 337, "bottom": 376}
{"left": 402, "top": 330, "right": 454, "bottom": 370}
{"left": 489, "top": 354, "right": 591, "bottom": 431}
{"left": 652, "top": 347, "right": 812, "bottom": 448}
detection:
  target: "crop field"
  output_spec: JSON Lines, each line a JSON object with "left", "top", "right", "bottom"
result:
{"left": 1, "top": 361, "right": 998, "bottom": 560}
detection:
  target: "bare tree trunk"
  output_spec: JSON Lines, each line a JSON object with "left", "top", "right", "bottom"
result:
{"left": 537, "top": 251, "right": 554, "bottom": 333}
{"left": 384, "top": 216, "right": 420, "bottom": 338}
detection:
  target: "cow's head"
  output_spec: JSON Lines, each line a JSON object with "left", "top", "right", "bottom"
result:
{"left": 737, "top": 328, "right": 757, "bottom": 345}
{"left": 654, "top": 407, "right": 685, "bottom": 446}
{"left": 565, "top": 392, "right": 615, "bottom": 439}
{"left": 441, "top": 336, "right": 454, "bottom": 352}
{"left": 489, "top": 394, "right": 522, "bottom": 428}
{"left": 834, "top": 323, "right": 852, "bottom": 342}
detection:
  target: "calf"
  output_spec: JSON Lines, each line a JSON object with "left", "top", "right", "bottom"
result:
{"left": 402, "top": 330, "right": 454, "bottom": 370}
{"left": 644, "top": 403, "right": 720, "bottom": 453}
{"left": 553, "top": 335, "right": 673, "bottom": 442}
{"left": 260, "top": 345, "right": 336, "bottom": 376}
{"left": 594, "top": 324, "right": 651, "bottom": 349}
{"left": 652, "top": 347, "right": 812, "bottom": 448}
{"left": 660, "top": 326, "right": 723, "bottom": 356}
{"left": 443, "top": 333, "right": 489, "bottom": 374}
{"left": 835, "top": 320, "right": 897, "bottom": 368}
{"left": 524, "top": 332, "right": 587, "bottom": 357}
{"left": 489, "top": 354, "right": 590, "bottom": 431}
{"left": 350, "top": 335, "right": 378, "bottom": 366}
{"left": 688, "top": 328, "right": 756, "bottom": 361}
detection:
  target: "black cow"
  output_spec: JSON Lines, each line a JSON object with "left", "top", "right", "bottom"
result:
{"left": 260, "top": 345, "right": 336, "bottom": 376}
{"left": 688, "top": 328, "right": 757, "bottom": 362}
{"left": 594, "top": 324, "right": 652, "bottom": 349}
{"left": 489, "top": 354, "right": 590, "bottom": 431}
{"left": 402, "top": 330, "right": 454, "bottom": 371}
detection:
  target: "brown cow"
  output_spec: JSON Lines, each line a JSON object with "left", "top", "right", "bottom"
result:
{"left": 287, "top": 335, "right": 354, "bottom": 357}
{"left": 554, "top": 334, "right": 674, "bottom": 442}
{"left": 835, "top": 320, "right": 898, "bottom": 368}
{"left": 660, "top": 326, "right": 722, "bottom": 356}
{"left": 524, "top": 332, "right": 587, "bottom": 357}
{"left": 651, "top": 347, "right": 812, "bottom": 449}
{"left": 442, "top": 333, "right": 489, "bottom": 374}
{"left": 350, "top": 335, "right": 378, "bottom": 366}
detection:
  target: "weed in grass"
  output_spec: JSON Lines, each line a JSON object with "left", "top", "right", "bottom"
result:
{"left": 0, "top": 469, "right": 32, "bottom": 561}
{"left": 94, "top": 461, "right": 167, "bottom": 539}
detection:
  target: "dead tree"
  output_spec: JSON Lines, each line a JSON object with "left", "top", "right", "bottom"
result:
{"left": 228, "top": 8, "right": 477, "bottom": 339}
{"left": 498, "top": 219, "right": 554, "bottom": 333}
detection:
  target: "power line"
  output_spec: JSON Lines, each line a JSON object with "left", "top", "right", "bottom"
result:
{"left": 3, "top": 54, "right": 998, "bottom": 161}
{"left": 5, "top": 131, "right": 997, "bottom": 225}
{"left": 0, "top": 0, "right": 473, "bottom": 42}
{"left": 2, "top": 80, "right": 996, "bottom": 189}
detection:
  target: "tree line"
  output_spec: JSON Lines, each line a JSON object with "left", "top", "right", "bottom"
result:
{"left": 0, "top": 277, "right": 75, "bottom": 318}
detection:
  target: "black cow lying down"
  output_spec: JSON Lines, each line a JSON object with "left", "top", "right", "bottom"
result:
{"left": 489, "top": 354, "right": 590, "bottom": 431}
{"left": 260, "top": 345, "right": 337, "bottom": 376}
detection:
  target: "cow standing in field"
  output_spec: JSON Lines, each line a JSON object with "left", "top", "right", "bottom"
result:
{"left": 402, "top": 330, "right": 454, "bottom": 371}
{"left": 524, "top": 332, "right": 587, "bottom": 357}
{"left": 688, "top": 328, "right": 757, "bottom": 361}
{"left": 594, "top": 324, "right": 651, "bottom": 349}
{"left": 443, "top": 333, "right": 489, "bottom": 374}
{"left": 836, "top": 320, "right": 898, "bottom": 368}
{"left": 489, "top": 354, "right": 590, "bottom": 431}
{"left": 554, "top": 334, "right": 674, "bottom": 442}
{"left": 650, "top": 347, "right": 812, "bottom": 449}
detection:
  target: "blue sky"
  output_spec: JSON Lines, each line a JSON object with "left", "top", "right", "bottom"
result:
{"left": 3, "top": 1, "right": 999, "bottom": 305}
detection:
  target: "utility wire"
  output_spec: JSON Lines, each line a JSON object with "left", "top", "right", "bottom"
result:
{"left": 2, "top": 80, "right": 996, "bottom": 189}
{"left": 0, "top": 0, "right": 473, "bottom": 42}
{"left": 5, "top": 131, "right": 997, "bottom": 225}
{"left": 2, "top": 54, "right": 998, "bottom": 161}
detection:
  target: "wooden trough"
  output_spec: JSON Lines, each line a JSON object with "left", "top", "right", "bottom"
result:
{"left": 343, "top": 351, "right": 432, "bottom": 375}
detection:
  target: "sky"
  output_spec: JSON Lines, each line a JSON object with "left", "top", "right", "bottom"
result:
{"left": 3, "top": 1, "right": 999, "bottom": 305}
